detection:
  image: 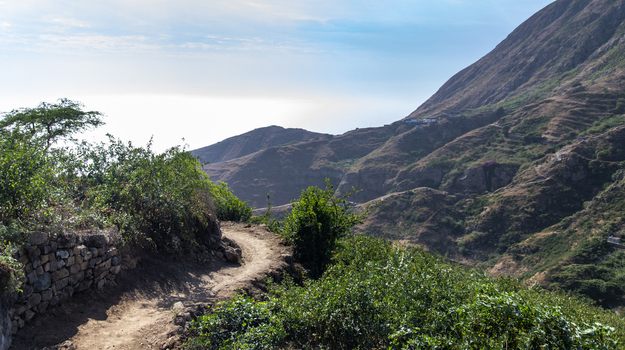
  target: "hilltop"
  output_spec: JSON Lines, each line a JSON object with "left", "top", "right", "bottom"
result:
{"left": 191, "top": 125, "right": 329, "bottom": 165}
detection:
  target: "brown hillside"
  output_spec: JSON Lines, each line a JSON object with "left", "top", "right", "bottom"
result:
{"left": 408, "top": 0, "right": 625, "bottom": 119}
{"left": 191, "top": 125, "right": 329, "bottom": 164}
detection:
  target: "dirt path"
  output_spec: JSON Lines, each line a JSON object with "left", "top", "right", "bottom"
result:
{"left": 11, "top": 223, "right": 292, "bottom": 350}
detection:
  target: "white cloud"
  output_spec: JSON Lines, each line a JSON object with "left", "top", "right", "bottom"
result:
{"left": 48, "top": 17, "right": 90, "bottom": 28}
{"left": 33, "top": 34, "right": 160, "bottom": 54}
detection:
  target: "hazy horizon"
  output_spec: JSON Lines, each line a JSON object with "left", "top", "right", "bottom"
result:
{"left": 0, "top": 0, "right": 555, "bottom": 152}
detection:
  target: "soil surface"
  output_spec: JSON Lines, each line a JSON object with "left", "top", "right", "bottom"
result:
{"left": 11, "top": 222, "right": 292, "bottom": 350}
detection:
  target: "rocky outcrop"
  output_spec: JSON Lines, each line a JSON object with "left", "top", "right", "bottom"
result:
{"left": 217, "top": 237, "right": 242, "bottom": 263}
{"left": 444, "top": 163, "right": 520, "bottom": 194}
{"left": 392, "top": 166, "right": 446, "bottom": 193}
{"left": 337, "top": 168, "right": 398, "bottom": 203}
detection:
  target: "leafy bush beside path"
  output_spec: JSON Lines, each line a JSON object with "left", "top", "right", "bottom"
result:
{"left": 189, "top": 235, "right": 624, "bottom": 349}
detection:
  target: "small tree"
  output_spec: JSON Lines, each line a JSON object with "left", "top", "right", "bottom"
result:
{"left": 280, "top": 180, "right": 366, "bottom": 278}
{"left": 0, "top": 98, "right": 103, "bottom": 150}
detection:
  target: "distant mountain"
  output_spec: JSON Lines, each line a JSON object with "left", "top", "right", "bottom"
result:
{"left": 202, "top": 126, "right": 396, "bottom": 207}
{"left": 191, "top": 125, "right": 330, "bottom": 164}
{"left": 197, "top": 0, "right": 625, "bottom": 306}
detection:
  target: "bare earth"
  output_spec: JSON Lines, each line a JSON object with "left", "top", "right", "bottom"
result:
{"left": 11, "top": 222, "right": 291, "bottom": 350}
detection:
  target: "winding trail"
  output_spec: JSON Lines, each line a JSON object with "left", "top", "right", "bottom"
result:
{"left": 11, "top": 223, "right": 291, "bottom": 350}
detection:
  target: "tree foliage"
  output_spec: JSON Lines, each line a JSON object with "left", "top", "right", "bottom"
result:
{"left": 0, "top": 131, "right": 52, "bottom": 222}
{"left": 0, "top": 98, "right": 103, "bottom": 150}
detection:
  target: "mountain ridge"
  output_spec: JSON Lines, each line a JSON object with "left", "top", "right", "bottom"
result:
{"left": 196, "top": 0, "right": 625, "bottom": 306}
{"left": 409, "top": 0, "right": 625, "bottom": 119}
{"left": 191, "top": 125, "right": 330, "bottom": 165}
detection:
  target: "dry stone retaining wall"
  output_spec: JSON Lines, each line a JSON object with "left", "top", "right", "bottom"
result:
{"left": 1, "top": 231, "right": 121, "bottom": 348}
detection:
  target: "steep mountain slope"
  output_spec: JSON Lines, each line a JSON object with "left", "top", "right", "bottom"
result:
{"left": 408, "top": 0, "right": 625, "bottom": 119}
{"left": 191, "top": 126, "right": 329, "bottom": 164}
{"left": 197, "top": 0, "right": 625, "bottom": 305}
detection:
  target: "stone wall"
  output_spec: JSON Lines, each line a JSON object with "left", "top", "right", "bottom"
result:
{"left": 4, "top": 231, "right": 121, "bottom": 344}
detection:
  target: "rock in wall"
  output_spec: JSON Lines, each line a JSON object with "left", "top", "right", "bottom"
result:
{"left": 2, "top": 231, "right": 122, "bottom": 339}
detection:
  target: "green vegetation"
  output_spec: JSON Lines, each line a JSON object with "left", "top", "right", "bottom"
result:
{"left": 0, "top": 98, "right": 103, "bottom": 150}
{"left": 188, "top": 235, "right": 624, "bottom": 349}
{"left": 0, "top": 131, "right": 52, "bottom": 221}
{"left": 512, "top": 115, "right": 550, "bottom": 144}
{"left": 279, "top": 180, "right": 366, "bottom": 278}
{"left": 0, "top": 99, "right": 222, "bottom": 291}
{"left": 209, "top": 182, "right": 252, "bottom": 222}
{"left": 579, "top": 115, "right": 625, "bottom": 137}
{"left": 497, "top": 67, "right": 582, "bottom": 111}
{"left": 66, "top": 137, "right": 219, "bottom": 251}
{"left": 249, "top": 195, "right": 282, "bottom": 232}
{"left": 512, "top": 115, "right": 550, "bottom": 135}
{"left": 515, "top": 169, "right": 625, "bottom": 305}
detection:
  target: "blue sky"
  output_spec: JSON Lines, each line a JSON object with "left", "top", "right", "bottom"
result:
{"left": 0, "top": 0, "right": 554, "bottom": 152}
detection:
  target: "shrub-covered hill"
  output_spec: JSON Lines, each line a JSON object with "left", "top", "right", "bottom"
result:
{"left": 353, "top": 125, "right": 625, "bottom": 307}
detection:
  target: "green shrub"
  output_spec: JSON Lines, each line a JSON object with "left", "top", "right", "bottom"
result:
{"left": 0, "top": 132, "right": 51, "bottom": 222}
{"left": 279, "top": 180, "right": 366, "bottom": 278}
{"left": 249, "top": 195, "right": 282, "bottom": 232}
{"left": 458, "top": 230, "right": 488, "bottom": 250}
{"left": 580, "top": 115, "right": 625, "bottom": 136}
{"left": 72, "top": 137, "right": 219, "bottom": 251}
{"left": 0, "top": 225, "right": 25, "bottom": 293}
{"left": 208, "top": 182, "right": 252, "bottom": 222}
{"left": 188, "top": 294, "right": 285, "bottom": 350}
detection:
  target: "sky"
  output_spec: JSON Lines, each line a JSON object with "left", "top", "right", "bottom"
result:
{"left": 0, "top": 0, "right": 555, "bottom": 153}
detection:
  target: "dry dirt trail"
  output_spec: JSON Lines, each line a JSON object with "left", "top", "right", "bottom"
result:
{"left": 11, "top": 222, "right": 292, "bottom": 350}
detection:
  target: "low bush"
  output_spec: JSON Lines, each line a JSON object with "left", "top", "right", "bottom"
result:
{"left": 187, "top": 294, "right": 285, "bottom": 349}
{"left": 64, "top": 137, "right": 219, "bottom": 251}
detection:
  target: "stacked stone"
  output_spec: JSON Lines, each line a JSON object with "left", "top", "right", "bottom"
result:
{"left": 8, "top": 232, "right": 121, "bottom": 333}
